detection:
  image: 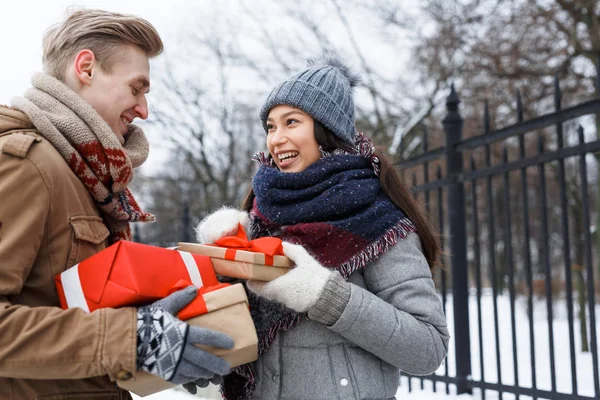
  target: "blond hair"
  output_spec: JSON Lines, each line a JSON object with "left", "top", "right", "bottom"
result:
{"left": 42, "top": 9, "right": 164, "bottom": 81}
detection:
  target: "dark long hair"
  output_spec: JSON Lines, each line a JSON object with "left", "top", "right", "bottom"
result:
{"left": 242, "top": 122, "right": 441, "bottom": 269}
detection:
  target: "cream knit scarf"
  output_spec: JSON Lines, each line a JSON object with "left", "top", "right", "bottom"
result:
{"left": 12, "top": 73, "right": 154, "bottom": 241}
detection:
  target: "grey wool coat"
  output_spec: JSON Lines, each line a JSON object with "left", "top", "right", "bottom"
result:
{"left": 249, "top": 232, "right": 450, "bottom": 400}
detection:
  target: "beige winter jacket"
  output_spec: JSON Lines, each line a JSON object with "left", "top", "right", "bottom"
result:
{"left": 0, "top": 106, "right": 136, "bottom": 399}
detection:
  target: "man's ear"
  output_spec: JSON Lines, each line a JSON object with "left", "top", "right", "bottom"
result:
{"left": 73, "top": 49, "right": 96, "bottom": 85}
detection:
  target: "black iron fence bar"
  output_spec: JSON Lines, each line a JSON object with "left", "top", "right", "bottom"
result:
{"left": 484, "top": 102, "right": 504, "bottom": 400}
{"left": 403, "top": 373, "right": 457, "bottom": 393}
{"left": 409, "top": 178, "right": 452, "bottom": 193}
{"left": 436, "top": 165, "right": 450, "bottom": 395}
{"left": 398, "top": 147, "right": 445, "bottom": 169}
{"left": 579, "top": 125, "right": 600, "bottom": 398}
{"left": 423, "top": 124, "right": 431, "bottom": 226}
{"left": 469, "top": 157, "right": 486, "bottom": 400}
{"left": 460, "top": 139, "right": 600, "bottom": 182}
{"left": 516, "top": 90, "right": 524, "bottom": 123}
{"left": 502, "top": 147, "right": 520, "bottom": 399}
{"left": 406, "top": 373, "right": 457, "bottom": 387}
{"left": 553, "top": 78, "right": 579, "bottom": 396}
{"left": 519, "top": 111, "right": 537, "bottom": 400}
{"left": 456, "top": 98, "right": 600, "bottom": 151}
{"left": 443, "top": 85, "right": 472, "bottom": 395}
{"left": 537, "top": 134, "right": 558, "bottom": 393}
{"left": 402, "top": 374, "right": 457, "bottom": 395}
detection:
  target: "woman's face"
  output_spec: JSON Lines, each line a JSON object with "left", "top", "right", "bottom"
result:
{"left": 266, "top": 105, "right": 321, "bottom": 173}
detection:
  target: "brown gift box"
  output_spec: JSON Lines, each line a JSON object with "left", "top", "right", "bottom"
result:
{"left": 117, "top": 283, "right": 258, "bottom": 397}
{"left": 178, "top": 242, "right": 293, "bottom": 281}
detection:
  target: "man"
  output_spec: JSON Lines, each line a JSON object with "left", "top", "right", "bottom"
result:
{"left": 0, "top": 9, "right": 232, "bottom": 399}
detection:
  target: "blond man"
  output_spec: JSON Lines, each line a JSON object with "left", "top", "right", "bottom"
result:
{"left": 0, "top": 9, "right": 232, "bottom": 399}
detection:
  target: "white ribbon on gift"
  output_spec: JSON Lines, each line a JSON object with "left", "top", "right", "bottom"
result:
{"left": 60, "top": 251, "right": 205, "bottom": 313}
{"left": 177, "top": 251, "right": 204, "bottom": 288}
{"left": 60, "top": 264, "right": 90, "bottom": 312}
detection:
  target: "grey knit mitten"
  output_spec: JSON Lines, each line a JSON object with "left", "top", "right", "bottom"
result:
{"left": 136, "top": 286, "right": 234, "bottom": 384}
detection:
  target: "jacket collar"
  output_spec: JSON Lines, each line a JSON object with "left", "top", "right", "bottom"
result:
{"left": 0, "top": 105, "right": 34, "bottom": 134}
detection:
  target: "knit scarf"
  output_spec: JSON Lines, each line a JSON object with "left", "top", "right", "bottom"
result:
{"left": 11, "top": 73, "right": 154, "bottom": 241}
{"left": 221, "top": 148, "right": 416, "bottom": 399}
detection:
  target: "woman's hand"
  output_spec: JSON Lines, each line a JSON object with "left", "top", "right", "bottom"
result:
{"left": 246, "top": 242, "right": 334, "bottom": 312}
{"left": 195, "top": 207, "right": 250, "bottom": 244}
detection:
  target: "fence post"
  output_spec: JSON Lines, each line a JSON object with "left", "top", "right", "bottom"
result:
{"left": 442, "top": 84, "right": 472, "bottom": 394}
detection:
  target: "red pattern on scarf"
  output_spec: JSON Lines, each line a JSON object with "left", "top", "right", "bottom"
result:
{"left": 64, "top": 141, "right": 152, "bottom": 241}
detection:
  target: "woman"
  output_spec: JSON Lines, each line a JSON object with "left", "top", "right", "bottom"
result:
{"left": 197, "top": 55, "right": 449, "bottom": 400}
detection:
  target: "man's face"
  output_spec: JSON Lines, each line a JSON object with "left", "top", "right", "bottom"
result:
{"left": 78, "top": 45, "right": 150, "bottom": 144}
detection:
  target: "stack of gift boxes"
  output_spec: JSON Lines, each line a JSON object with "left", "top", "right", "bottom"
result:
{"left": 54, "top": 225, "right": 292, "bottom": 397}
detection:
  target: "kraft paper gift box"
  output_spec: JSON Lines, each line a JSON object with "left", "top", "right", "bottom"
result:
{"left": 55, "top": 240, "right": 219, "bottom": 312}
{"left": 178, "top": 224, "right": 294, "bottom": 281}
{"left": 117, "top": 283, "right": 258, "bottom": 397}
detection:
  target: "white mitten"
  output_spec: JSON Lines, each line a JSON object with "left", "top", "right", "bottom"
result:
{"left": 195, "top": 207, "right": 250, "bottom": 244}
{"left": 246, "top": 242, "right": 335, "bottom": 312}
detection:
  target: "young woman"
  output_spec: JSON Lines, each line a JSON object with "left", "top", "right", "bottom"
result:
{"left": 197, "top": 55, "right": 449, "bottom": 400}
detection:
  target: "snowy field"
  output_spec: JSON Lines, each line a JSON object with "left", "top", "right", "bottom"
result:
{"left": 132, "top": 291, "right": 600, "bottom": 399}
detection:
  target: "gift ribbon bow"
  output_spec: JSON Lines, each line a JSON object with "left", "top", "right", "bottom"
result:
{"left": 213, "top": 224, "right": 283, "bottom": 266}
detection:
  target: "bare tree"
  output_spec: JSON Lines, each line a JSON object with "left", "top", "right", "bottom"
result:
{"left": 138, "top": 0, "right": 433, "bottom": 244}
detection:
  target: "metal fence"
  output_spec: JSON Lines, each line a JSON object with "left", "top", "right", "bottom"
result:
{"left": 398, "top": 66, "right": 600, "bottom": 400}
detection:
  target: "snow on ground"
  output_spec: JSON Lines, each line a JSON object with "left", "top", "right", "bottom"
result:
{"left": 132, "top": 292, "right": 600, "bottom": 399}
{"left": 131, "top": 386, "right": 214, "bottom": 399}
{"left": 440, "top": 290, "right": 599, "bottom": 398}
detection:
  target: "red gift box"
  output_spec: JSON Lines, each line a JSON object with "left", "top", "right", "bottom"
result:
{"left": 55, "top": 240, "right": 219, "bottom": 313}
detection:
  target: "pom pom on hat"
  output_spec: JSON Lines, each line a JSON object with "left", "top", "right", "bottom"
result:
{"left": 307, "top": 52, "right": 361, "bottom": 89}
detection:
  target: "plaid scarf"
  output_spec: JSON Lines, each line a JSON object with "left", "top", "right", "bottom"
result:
{"left": 222, "top": 145, "right": 416, "bottom": 399}
{"left": 12, "top": 73, "right": 154, "bottom": 241}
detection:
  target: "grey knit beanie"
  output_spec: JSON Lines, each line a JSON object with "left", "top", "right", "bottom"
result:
{"left": 259, "top": 54, "right": 360, "bottom": 145}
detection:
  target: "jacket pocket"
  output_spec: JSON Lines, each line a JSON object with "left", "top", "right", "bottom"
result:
{"left": 66, "top": 216, "right": 110, "bottom": 269}
{"left": 343, "top": 344, "right": 397, "bottom": 399}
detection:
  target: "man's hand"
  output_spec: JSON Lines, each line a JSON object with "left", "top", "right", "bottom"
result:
{"left": 135, "top": 286, "right": 234, "bottom": 384}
